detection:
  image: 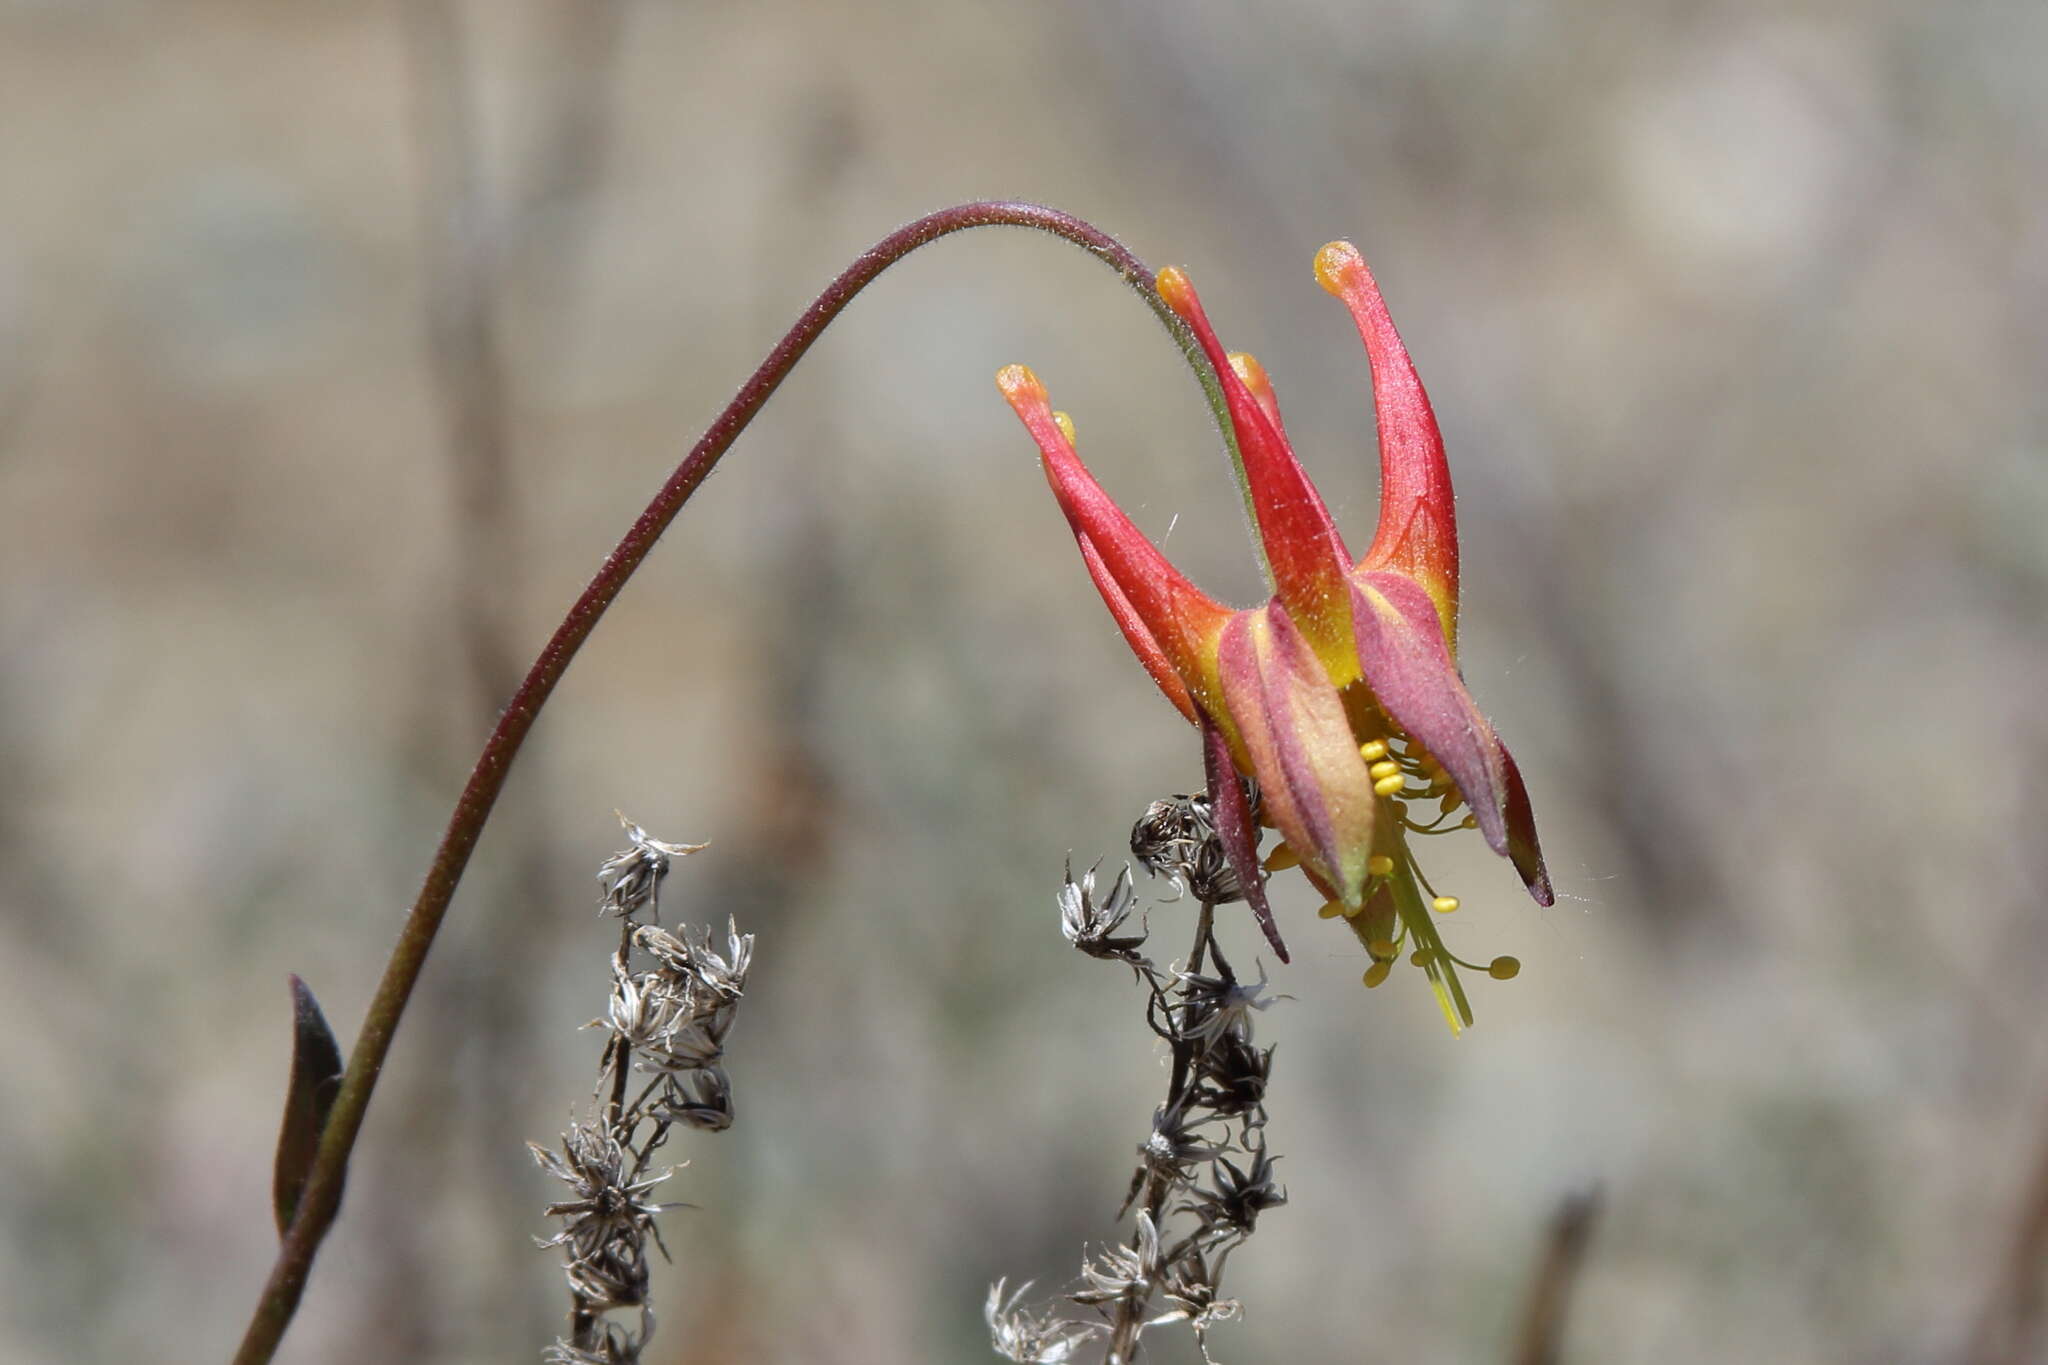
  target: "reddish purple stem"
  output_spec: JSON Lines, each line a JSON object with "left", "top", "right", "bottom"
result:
{"left": 231, "top": 202, "right": 1184, "bottom": 1365}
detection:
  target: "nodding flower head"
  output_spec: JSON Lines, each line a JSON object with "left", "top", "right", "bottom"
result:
{"left": 998, "top": 243, "right": 1549, "bottom": 1032}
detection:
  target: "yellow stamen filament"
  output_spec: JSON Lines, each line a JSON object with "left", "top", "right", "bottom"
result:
{"left": 1403, "top": 811, "right": 1462, "bottom": 835}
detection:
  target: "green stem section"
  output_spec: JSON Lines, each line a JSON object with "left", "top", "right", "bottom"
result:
{"left": 230, "top": 202, "right": 1233, "bottom": 1365}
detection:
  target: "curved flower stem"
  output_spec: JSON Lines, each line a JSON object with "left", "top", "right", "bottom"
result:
{"left": 230, "top": 201, "right": 1225, "bottom": 1365}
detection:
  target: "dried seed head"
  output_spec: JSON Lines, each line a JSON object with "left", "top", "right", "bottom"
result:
{"left": 597, "top": 813, "right": 707, "bottom": 920}
{"left": 650, "top": 1066, "right": 734, "bottom": 1132}
{"left": 631, "top": 924, "right": 692, "bottom": 974}
{"left": 543, "top": 1315, "right": 649, "bottom": 1364}
{"left": 688, "top": 918, "right": 754, "bottom": 999}
{"left": 1156, "top": 1260, "right": 1242, "bottom": 1335}
{"left": 1130, "top": 793, "right": 1214, "bottom": 877}
{"left": 1072, "top": 1211, "right": 1165, "bottom": 1306}
{"left": 1171, "top": 964, "right": 1280, "bottom": 1048}
{"left": 530, "top": 1122, "right": 672, "bottom": 1253}
{"left": 1182, "top": 837, "right": 1243, "bottom": 905}
{"left": 986, "top": 1280, "right": 1097, "bottom": 1364}
{"left": 1188, "top": 1146, "right": 1287, "bottom": 1240}
{"left": 1058, "top": 861, "right": 1148, "bottom": 961}
{"left": 1129, "top": 784, "right": 1256, "bottom": 904}
{"left": 630, "top": 920, "right": 753, "bottom": 1002}
{"left": 564, "top": 1246, "right": 651, "bottom": 1313}
{"left": 1191, "top": 1033, "right": 1273, "bottom": 1118}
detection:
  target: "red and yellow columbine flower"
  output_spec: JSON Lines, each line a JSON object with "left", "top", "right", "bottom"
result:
{"left": 998, "top": 243, "right": 1551, "bottom": 1032}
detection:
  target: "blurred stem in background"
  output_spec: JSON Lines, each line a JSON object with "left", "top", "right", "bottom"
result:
{"left": 404, "top": 0, "right": 518, "bottom": 710}
{"left": 1511, "top": 1190, "right": 1600, "bottom": 1365}
{"left": 1965, "top": 1098, "right": 2048, "bottom": 1365}
{"left": 364, "top": 1, "right": 631, "bottom": 1354}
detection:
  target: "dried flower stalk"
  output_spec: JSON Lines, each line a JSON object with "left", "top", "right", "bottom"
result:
{"left": 531, "top": 817, "right": 747, "bottom": 1363}
{"left": 991, "top": 792, "right": 1286, "bottom": 1364}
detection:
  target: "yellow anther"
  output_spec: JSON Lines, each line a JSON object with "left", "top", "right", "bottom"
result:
{"left": 1409, "top": 949, "right": 1433, "bottom": 968}
{"left": 1316, "top": 899, "right": 1347, "bottom": 919}
{"left": 1052, "top": 410, "right": 1077, "bottom": 446}
{"left": 1374, "top": 775, "right": 1406, "bottom": 797}
{"left": 1366, "top": 938, "right": 1399, "bottom": 961}
{"left": 1362, "top": 961, "right": 1392, "bottom": 989}
{"left": 1359, "top": 739, "right": 1389, "bottom": 762}
{"left": 1460, "top": 814, "right": 1478, "bottom": 830}
{"left": 1488, "top": 956, "right": 1521, "bottom": 980}
{"left": 1367, "top": 854, "right": 1394, "bottom": 878}
{"left": 1368, "top": 760, "right": 1401, "bottom": 782}
{"left": 1432, "top": 896, "right": 1460, "bottom": 915}
{"left": 1263, "top": 842, "right": 1301, "bottom": 872}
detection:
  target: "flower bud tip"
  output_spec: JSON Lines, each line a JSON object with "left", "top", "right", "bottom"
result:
{"left": 1155, "top": 265, "right": 1197, "bottom": 319}
{"left": 1227, "top": 351, "right": 1271, "bottom": 390}
{"left": 1313, "top": 240, "right": 1365, "bottom": 297}
{"left": 995, "top": 363, "right": 1045, "bottom": 401}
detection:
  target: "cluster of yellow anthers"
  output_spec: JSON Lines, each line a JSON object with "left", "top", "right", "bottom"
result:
{"left": 1254, "top": 731, "right": 1518, "bottom": 1029}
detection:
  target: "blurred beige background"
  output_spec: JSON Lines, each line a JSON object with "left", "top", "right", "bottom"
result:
{"left": 3, "top": 1, "right": 2045, "bottom": 1362}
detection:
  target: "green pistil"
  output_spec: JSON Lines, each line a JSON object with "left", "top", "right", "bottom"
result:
{"left": 1386, "top": 853, "right": 1473, "bottom": 1035}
